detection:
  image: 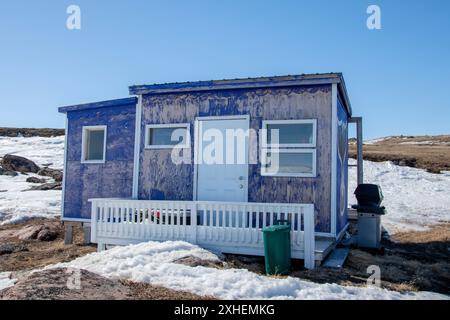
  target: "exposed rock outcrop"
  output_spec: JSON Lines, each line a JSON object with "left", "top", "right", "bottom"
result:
{"left": 37, "top": 167, "right": 63, "bottom": 182}
{"left": 1, "top": 155, "right": 40, "bottom": 173}
{"left": 0, "top": 166, "right": 18, "bottom": 177}
{"left": 26, "top": 182, "right": 62, "bottom": 191}
{"left": 14, "top": 223, "right": 59, "bottom": 242}
{"left": 26, "top": 177, "right": 47, "bottom": 184}
{"left": 0, "top": 127, "right": 65, "bottom": 138}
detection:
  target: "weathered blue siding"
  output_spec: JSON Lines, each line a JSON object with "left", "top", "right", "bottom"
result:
{"left": 335, "top": 95, "right": 349, "bottom": 234}
{"left": 138, "top": 85, "right": 333, "bottom": 233}
{"left": 63, "top": 101, "right": 136, "bottom": 220}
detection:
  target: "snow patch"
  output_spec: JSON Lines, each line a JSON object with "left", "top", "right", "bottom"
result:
{"left": 0, "top": 136, "right": 63, "bottom": 224}
{"left": 48, "top": 241, "right": 448, "bottom": 300}
{"left": 0, "top": 136, "right": 64, "bottom": 169}
{"left": 363, "top": 137, "right": 390, "bottom": 145}
{"left": 349, "top": 159, "right": 450, "bottom": 233}
{"left": 0, "top": 272, "right": 16, "bottom": 291}
{"left": 400, "top": 141, "right": 434, "bottom": 145}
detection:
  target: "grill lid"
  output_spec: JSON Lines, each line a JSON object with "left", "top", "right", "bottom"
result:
{"left": 354, "top": 184, "right": 384, "bottom": 207}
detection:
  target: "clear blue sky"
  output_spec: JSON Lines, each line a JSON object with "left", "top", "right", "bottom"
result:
{"left": 0, "top": 0, "right": 449, "bottom": 139}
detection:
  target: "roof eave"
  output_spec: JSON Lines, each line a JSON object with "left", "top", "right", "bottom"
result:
{"left": 58, "top": 97, "right": 137, "bottom": 114}
{"left": 128, "top": 73, "right": 352, "bottom": 116}
{"left": 129, "top": 74, "right": 342, "bottom": 95}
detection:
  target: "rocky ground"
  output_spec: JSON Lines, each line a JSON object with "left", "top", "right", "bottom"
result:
{"left": 0, "top": 268, "right": 213, "bottom": 300}
{"left": 0, "top": 219, "right": 448, "bottom": 298}
{"left": 349, "top": 135, "right": 450, "bottom": 173}
{"left": 0, "top": 219, "right": 94, "bottom": 272}
{"left": 0, "top": 128, "right": 64, "bottom": 138}
{"left": 210, "top": 223, "right": 449, "bottom": 295}
{"left": 0, "top": 154, "right": 63, "bottom": 191}
{"left": 0, "top": 219, "right": 212, "bottom": 300}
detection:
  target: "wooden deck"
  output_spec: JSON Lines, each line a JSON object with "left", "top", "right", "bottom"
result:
{"left": 89, "top": 198, "right": 318, "bottom": 269}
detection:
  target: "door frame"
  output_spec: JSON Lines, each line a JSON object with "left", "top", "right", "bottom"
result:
{"left": 193, "top": 115, "right": 250, "bottom": 202}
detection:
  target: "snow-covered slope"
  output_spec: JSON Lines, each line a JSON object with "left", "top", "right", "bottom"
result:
{"left": 0, "top": 136, "right": 63, "bottom": 224}
{"left": 348, "top": 159, "right": 450, "bottom": 233}
{"left": 49, "top": 241, "right": 447, "bottom": 300}
{"left": 0, "top": 136, "right": 64, "bottom": 169}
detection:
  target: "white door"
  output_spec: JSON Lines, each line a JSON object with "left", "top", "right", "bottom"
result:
{"left": 196, "top": 117, "right": 249, "bottom": 202}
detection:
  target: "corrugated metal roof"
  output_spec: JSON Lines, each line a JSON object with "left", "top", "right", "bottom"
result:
{"left": 129, "top": 73, "right": 352, "bottom": 116}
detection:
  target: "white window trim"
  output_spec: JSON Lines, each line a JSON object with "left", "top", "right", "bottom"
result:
{"left": 262, "top": 119, "right": 317, "bottom": 148}
{"left": 81, "top": 125, "right": 107, "bottom": 164}
{"left": 144, "top": 123, "right": 191, "bottom": 149}
{"left": 261, "top": 148, "right": 317, "bottom": 178}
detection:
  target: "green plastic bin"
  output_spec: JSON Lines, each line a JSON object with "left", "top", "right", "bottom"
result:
{"left": 262, "top": 220, "right": 291, "bottom": 275}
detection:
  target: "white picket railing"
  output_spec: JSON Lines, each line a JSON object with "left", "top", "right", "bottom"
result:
{"left": 89, "top": 199, "right": 316, "bottom": 269}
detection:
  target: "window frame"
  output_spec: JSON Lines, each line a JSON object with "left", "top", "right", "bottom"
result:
{"left": 261, "top": 148, "right": 317, "bottom": 178}
{"left": 81, "top": 125, "right": 107, "bottom": 164}
{"left": 262, "top": 119, "right": 317, "bottom": 148}
{"left": 144, "top": 123, "right": 191, "bottom": 149}
{"left": 261, "top": 119, "right": 317, "bottom": 178}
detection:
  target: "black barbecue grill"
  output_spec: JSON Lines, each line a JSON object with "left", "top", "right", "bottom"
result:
{"left": 351, "top": 184, "right": 386, "bottom": 249}
{"left": 352, "top": 184, "right": 386, "bottom": 215}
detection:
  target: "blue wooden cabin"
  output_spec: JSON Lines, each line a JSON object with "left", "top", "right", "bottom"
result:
{"left": 59, "top": 73, "right": 358, "bottom": 268}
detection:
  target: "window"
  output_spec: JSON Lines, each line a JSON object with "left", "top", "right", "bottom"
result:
{"left": 261, "top": 120, "right": 317, "bottom": 177}
{"left": 145, "top": 124, "right": 190, "bottom": 149}
{"left": 81, "top": 126, "right": 107, "bottom": 163}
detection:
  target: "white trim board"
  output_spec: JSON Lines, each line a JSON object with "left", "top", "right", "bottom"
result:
{"left": 330, "top": 83, "right": 338, "bottom": 237}
{"left": 193, "top": 118, "right": 200, "bottom": 200}
{"left": 132, "top": 95, "right": 142, "bottom": 199}
{"left": 195, "top": 115, "right": 250, "bottom": 121}
{"left": 81, "top": 125, "right": 107, "bottom": 164}
{"left": 61, "top": 117, "right": 69, "bottom": 221}
{"left": 61, "top": 217, "right": 91, "bottom": 223}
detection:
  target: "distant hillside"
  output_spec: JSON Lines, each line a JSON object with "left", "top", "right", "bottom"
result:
{"left": 0, "top": 128, "right": 65, "bottom": 138}
{"left": 349, "top": 135, "right": 450, "bottom": 173}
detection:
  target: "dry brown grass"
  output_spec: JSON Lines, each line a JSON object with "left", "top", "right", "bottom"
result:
{"left": 349, "top": 135, "right": 450, "bottom": 173}
{"left": 0, "top": 218, "right": 96, "bottom": 272}
{"left": 293, "top": 223, "right": 450, "bottom": 294}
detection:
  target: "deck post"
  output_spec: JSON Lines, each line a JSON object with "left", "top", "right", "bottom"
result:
{"left": 64, "top": 223, "right": 73, "bottom": 245}
{"left": 90, "top": 200, "right": 97, "bottom": 243}
{"left": 303, "top": 204, "right": 315, "bottom": 270}
{"left": 97, "top": 242, "right": 106, "bottom": 252}
{"left": 82, "top": 223, "right": 91, "bottom": 245}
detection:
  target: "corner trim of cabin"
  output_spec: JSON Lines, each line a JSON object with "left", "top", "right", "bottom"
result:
{"left": 61, "top": 116, "right": 68, "bottom": 221}
{"left": 330, "top": 83, "right": 338, "bottom": 237}
{"left": 132, "top": 95, "right": 142, "bottom": 199}
{"left": 193, "top": 118, "right": 200, "bottom": 200}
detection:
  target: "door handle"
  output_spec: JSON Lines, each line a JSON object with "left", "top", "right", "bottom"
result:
{"left": 239, "top": 176, "right": 245, "bottom": 181}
